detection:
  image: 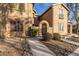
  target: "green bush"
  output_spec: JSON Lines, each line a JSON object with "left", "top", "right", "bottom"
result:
{"left": 42, "top": 32, "right": 52, "bottom": 41}
{"left": 31, "top": 28, "right": 38, "bottom": 37}
{"left": 53, "top": 33, "right": 61, "bottom": 40}
{"left": 28, "top": 27, "right": 38, "bottom": 37}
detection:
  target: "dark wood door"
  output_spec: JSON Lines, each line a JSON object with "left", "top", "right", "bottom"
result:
{"left": 42, "top": 23, "right": 47, "bottom": 35}
{"left": 68, "top": 25, "right": 71, "bottom": 33}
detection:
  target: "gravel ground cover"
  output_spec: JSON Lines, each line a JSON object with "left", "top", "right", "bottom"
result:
{"left": 42, "top": 40, "right": 79, "bottom": 56}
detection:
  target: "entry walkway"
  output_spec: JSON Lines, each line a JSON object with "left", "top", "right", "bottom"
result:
{"left": 27, "top": 38, "right": 55, "bottom": 56}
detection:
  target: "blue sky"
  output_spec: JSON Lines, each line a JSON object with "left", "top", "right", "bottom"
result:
{"left": 34, "top": 3, "right": 52, "bottom": 15}
{"left": 34, "top": 3, "right": 77, "bottom": 25}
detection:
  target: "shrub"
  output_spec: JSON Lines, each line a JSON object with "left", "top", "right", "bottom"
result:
{"left": 31, "top": 28, "right": 38, "bottom": 37}
{"left": 27, "top": 27, "right": 38, "bottom": 37}
{"left": 42, "top": 32, "right": 52, "bottom": 41}
{"left": 53, "top": 33, "right": 61, "bottom": 40}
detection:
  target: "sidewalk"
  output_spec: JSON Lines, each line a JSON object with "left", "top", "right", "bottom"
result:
{"left": 27, "top": 38, "right": 55, "bottom": 56}
{"left": 61, "top": 38, "right": 79, "bottom": 46}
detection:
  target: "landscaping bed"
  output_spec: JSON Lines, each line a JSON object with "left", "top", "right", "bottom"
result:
{"left": 66, "top": 37, "right": 79, "bottom": 43}
{"left": 41, "top": 40, "right": 79, "bottom": 56}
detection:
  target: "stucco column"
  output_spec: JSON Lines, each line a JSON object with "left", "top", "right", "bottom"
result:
{"left": 4, "top": 21, "right": 11, "bottom": 38}
{"left": 70, "top": 24, "right": 72, "bottom": 34}
{"left": 23, "top": 21, "right": 26, "bottom": 37}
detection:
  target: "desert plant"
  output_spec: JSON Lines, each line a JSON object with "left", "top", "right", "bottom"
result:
{"left": 53, "top": 33, "right": 61, "bottom": 40}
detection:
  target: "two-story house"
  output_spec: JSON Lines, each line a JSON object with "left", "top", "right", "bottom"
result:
{"left": 1, "top": 3, "right": 34, "bottom": 38}
{"left": 34, "top": 4, "right": 72, "bottom": 36}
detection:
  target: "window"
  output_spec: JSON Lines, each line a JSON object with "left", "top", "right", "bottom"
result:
{"left": 9, "top": 4, "right": 17, "bottom": 12}
{"left": 58, "top": 23, "right": 64, "bottom": 31}
{"left": 19, "top": 3, "right": 25, "bottom": 14}
{"left": 59, "top": 9, "right": 64, "bottom": 19}
{"left": 10, "top": 20, "right": 23, "bottom": 32}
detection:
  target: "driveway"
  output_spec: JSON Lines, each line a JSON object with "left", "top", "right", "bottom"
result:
{"left": 27, "top": 38, "right": 55, "bottom": 56}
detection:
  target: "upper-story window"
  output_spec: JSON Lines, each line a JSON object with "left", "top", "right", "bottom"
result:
{"left": 59, "top": 9, "right": 64, "bottom": 19}
{"left": 8, "top": 3, "right": 17, "bottom": 13}
{"left": 19, "top": 3, "right": 25, "bottom": 14}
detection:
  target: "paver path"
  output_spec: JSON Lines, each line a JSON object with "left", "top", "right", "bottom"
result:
{"left": 27, "top": 38, "right": 55, "bottom": 56}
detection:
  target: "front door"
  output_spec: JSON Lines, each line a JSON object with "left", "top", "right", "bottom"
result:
{"left": 41, "top": 23, "right": 47, "bottom": 35}
{"left": 68, "top": 25, "right": 71, "bottom": 34}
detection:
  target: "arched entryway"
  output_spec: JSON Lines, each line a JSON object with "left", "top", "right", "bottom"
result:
{"left": 42, "top": 23, "right": 47, "bottom": 35}
{"left": 39, "top": 20, "right": 49, "bottom": 36}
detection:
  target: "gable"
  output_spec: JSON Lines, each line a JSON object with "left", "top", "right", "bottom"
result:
{"left": 40, "top": 4, "right": 69, "bottom": 17}
{"left": 61, "top": 4, "right": 69, "bottom": 11}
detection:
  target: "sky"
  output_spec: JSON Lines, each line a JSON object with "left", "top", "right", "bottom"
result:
{"left": 34, "top": 3, "right": 52, "bottom": 15}
{"left": 34, "top": 3, "right": 77, "bottom": 25}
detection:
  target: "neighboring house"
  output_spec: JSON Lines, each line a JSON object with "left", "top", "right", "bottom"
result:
{"left": 0, "top": 3, "right": 34, "bottom": 38}
{"left": 34, "top": 4, "right": 72, "bottom": 36}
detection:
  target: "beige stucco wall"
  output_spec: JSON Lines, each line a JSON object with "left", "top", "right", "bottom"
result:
{"left": 5, "top": 3, "right": 34, "bottom": 38}
{"left": 53, "top": 4, "right": 68, "bottom": 35}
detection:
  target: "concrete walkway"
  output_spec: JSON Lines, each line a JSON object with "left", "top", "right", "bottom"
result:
{"left": 27, "top": 38, "right": 55, "bottom": 56}
{"left": 61, "top": 39, "right": 79, "bottom": 46}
